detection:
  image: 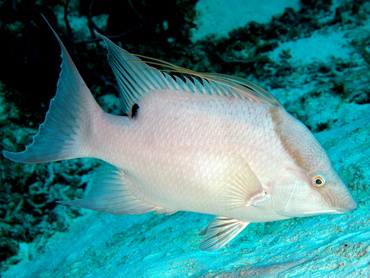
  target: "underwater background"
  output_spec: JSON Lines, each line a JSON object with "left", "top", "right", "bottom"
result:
{"left": 0, "top": 0, "right": 369, "bottom": 277}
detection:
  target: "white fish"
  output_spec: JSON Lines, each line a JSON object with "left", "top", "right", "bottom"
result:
{"left": 3, "top": 23, "right": 357, "bottom": 251}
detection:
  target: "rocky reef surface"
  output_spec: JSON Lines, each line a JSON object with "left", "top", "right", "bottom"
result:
{"left": 0, "top": 0, "right": 369, "bottom": 277}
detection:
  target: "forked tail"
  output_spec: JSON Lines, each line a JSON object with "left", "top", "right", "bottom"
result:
{"left": 2, "top": 18, "right": 102, "bottom": 163}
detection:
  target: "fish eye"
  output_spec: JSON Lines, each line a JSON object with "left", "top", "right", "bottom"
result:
{"left": 311, "top": 175, "right": 326, "bottom": 188}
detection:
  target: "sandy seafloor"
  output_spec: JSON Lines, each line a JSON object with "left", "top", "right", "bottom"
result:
{"left": 2, "top": 0, "right": 370, "bottom": 277}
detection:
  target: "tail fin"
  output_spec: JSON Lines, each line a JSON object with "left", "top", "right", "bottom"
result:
{"left": 2, "top": 19, "right": 102, "bottom": 163}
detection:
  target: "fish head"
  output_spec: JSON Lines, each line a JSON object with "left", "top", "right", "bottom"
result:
{"left": 269, "top": 109, "right": 357, "bottom": 218}
{"left": 270, "top": 165, "right": 357, "bottom": 218}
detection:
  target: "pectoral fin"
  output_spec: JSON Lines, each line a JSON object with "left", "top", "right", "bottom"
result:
{"left": 199, "top": 217, "right": 249, "bottom": 251}
{"left": 223, "top": 155, "right": 268, "bottom": 209}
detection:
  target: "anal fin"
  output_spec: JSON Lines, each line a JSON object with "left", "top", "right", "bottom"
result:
{"left": 58, "top": 163, "right": 175, "bottom": 215}
{"left": 199, "top": 216, "right": 249, "bottom": 251}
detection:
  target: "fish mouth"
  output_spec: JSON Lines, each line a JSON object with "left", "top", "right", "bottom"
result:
{"left": 277, "top": 202, "right": 357, "bottom": 217}
{"left": 300, "top": 210, "right": 339, "bottom": 216}
{"left": 300, "top": 201, "right": 357, "bottom": 216}
{"left": 275, "top": 209, "right": 337, "bottom": 218}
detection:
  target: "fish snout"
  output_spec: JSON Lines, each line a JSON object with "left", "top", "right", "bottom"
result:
{"left": 327, "top": 182, "right": 357, "bottom": 214}
{"left": 334, "top": 198, "right": 357, "bottom": 213}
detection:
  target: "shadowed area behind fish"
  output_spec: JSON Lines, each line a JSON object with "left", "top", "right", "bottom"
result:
{"left": 2, "top": 18, "right": 357, "bottom": 251}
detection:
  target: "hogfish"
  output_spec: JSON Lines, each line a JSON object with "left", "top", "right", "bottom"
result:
{"left": 3, "top": 22, "right": 357, "bottom": 251}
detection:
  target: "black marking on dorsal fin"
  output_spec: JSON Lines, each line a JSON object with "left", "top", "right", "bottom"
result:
{"left": 130, "top": 103, "right": 139, "bottom": 119}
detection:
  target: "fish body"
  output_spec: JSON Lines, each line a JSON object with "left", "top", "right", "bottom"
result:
{"left": 98, "top": 92, "right": 287, "bottom": 223}
{"left": 3, "top": 21, "right": 357, "bottom": 251}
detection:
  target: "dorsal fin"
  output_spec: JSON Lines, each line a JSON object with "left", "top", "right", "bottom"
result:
{"left": 96, "top": 33, "right": 283, "bottom": 115}
{"left": 132, "top": 55, "right": 283, "bottom": 108}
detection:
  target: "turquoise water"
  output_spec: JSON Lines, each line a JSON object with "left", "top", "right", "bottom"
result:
{"left": 1, "top": 0, "right": 369, "bottom": 277}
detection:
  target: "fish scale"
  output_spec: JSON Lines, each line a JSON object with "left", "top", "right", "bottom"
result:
{"left": 2, "top": 18, "right": 357, "bottom": 251}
